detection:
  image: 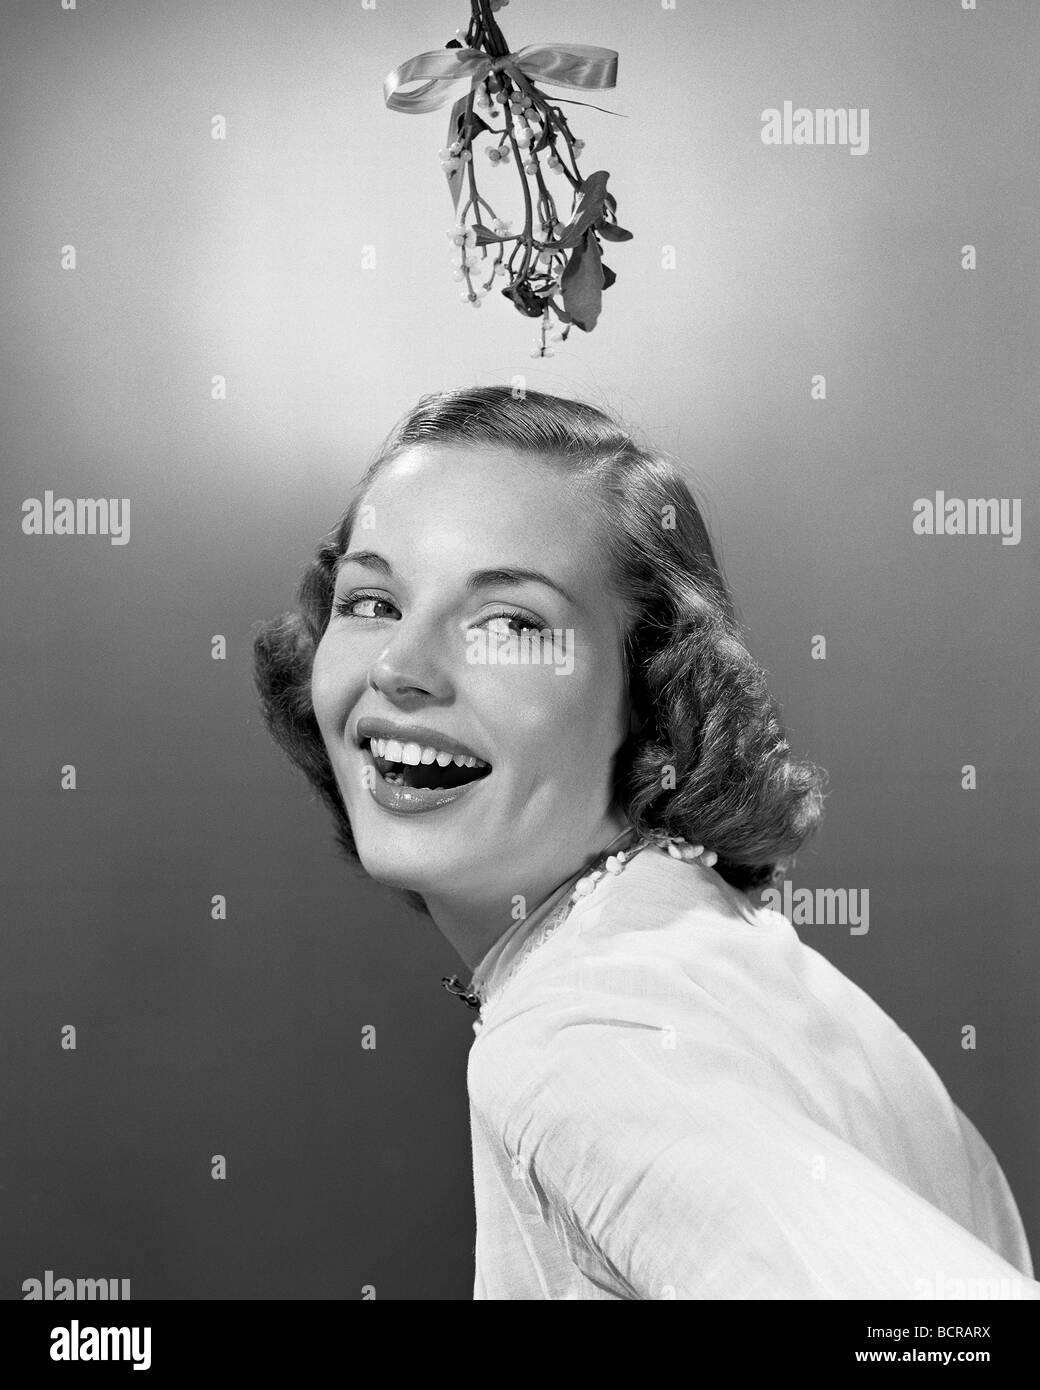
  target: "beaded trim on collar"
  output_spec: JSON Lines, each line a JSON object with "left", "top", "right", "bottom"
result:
{"left": 441, "top": 832, "right": 719, "bottom": 1013}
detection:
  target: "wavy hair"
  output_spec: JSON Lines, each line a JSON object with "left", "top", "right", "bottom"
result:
{"left": 252, "top": 385, "right": 825, "bottom": 903}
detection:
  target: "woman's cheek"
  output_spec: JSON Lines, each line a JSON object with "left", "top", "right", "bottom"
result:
{"left": 309, "top": 644, "right": 340, "bottom": 729}
{"left": 310, "top": 640, "right": 358, "bottom": 737}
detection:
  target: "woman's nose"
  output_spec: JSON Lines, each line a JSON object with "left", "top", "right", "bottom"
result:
{"left": 367, "top": 619, "right": 453, "bottom": 703}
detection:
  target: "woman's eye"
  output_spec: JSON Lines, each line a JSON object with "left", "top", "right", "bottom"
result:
{"left": 333, "top": 593, "right": 399, "bottom": 620}
{"left": 482, "top": 612, "right": 548, "bottom": 638}
{"left": 332, "top": 595, "right": 545, "bottom": 634}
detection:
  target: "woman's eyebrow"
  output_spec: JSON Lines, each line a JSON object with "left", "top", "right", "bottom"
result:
{"left": 335, "top": 550, "right": 392, "bottom": 578}
{"left": 466, "top": 567, "right": 575, "bottom": 606}
{"left": 336, "top": 553, "right": 575, "bottom": 606}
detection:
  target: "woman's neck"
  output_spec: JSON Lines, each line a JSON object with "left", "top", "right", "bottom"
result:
{"left": 423, "top": 813, "right": 635, "bottom": 971}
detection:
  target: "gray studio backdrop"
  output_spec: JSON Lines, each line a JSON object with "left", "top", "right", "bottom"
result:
{"left": 2, "top": 0, "right": 1037, "bottom": 1298}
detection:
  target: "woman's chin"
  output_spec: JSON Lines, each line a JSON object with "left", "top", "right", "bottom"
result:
{"left": 355, "top": 841, "right": 470, "bottom": 898}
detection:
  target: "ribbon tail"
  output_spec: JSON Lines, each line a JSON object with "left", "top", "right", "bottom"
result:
{"left": 551, "top": 96, "right": 628, "bottom": 116}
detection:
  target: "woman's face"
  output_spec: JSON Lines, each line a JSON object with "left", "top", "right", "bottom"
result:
{"left": 310, "top": 442, "right": 632, "bottom": 919}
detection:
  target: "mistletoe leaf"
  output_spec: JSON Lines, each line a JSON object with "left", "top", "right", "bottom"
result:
{"left": 443, "top": 96, "right": 491, "bottom": 210}
{"left": 446, "top": 165, "right": 465, "bottom": 210}
{"left": 595, "top": 219, "right": 632, "bottom": 242}
{"left": 445, "top": 94, "right": 490, "bottom": 182}
{"left": 602, "top": 262, "right": 617, "bottom": 291}
{"left": 449, "top": 95, "right": 491, "bottom": 144}
{"left": 460, "top": 109, "right": 492, "bottom": 140}
{"left": 560, "top": 230, "right": 604, "bottom": 332}
{"left": 445, "top": 162, "right": 465, "bottom": 211}
{"left": 443, "top": 96, "right": 474, "bottom": 210}
{"left": 550, "top": 170, "right": 611, "bottom": 251}
{"left": 471, "top": 223, "right": 498, "bottom": 245}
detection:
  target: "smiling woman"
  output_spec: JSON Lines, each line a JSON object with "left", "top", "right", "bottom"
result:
{"left": 251, "top": 386, "right": 1039, "bottom": 1301}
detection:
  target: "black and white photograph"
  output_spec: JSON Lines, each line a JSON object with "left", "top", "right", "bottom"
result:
{"left": 2, "top": 0, "right": 1038, "bottom": 1362}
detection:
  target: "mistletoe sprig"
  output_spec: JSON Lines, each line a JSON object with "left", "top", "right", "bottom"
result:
{"left": 387, "top": 0, "right": 632, "bottom": 357}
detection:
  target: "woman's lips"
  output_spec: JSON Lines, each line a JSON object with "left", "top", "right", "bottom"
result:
{"left": 361, "top": 743, "right": 490, "bottom": 816}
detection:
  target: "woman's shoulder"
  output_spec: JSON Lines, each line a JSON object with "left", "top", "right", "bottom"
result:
{"left": 469, "top": 846, "right": 966, "bottom": 1192}
{"left": 475, "top": 843, "right": 861, "bottom": 1048}
{"left": 467, "top": 847, "right": 1037, "bottom": 1290}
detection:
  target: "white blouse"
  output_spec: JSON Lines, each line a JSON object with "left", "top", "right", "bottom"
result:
{"left": 465, "top": 843, "right": 1039, "bottom": 1300}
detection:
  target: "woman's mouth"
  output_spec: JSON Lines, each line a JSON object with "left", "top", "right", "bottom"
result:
{"left": 364, "top": 736, "right": 492, "bottom": 789}
{"left": 360, "top": 736, "right": 492, "bottom": 814}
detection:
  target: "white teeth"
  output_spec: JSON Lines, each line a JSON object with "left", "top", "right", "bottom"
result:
{"left": 366, "top": 734, "right": 489, "bottom": 769}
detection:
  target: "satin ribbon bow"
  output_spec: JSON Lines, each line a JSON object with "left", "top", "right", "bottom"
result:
{"left": 383, "top": 42, "right": 618, "bottom": 117}
{"left": 385, "top": 42, "right": 619, "bottom": 213}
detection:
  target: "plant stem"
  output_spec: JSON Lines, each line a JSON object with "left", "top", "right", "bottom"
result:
{"left": 503, "top": 100, "right": 534, "bottom": 283}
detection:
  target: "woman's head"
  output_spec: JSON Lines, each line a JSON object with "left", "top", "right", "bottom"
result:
{"left": 253, "top": 386, "right": 824, "bottom": 916}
